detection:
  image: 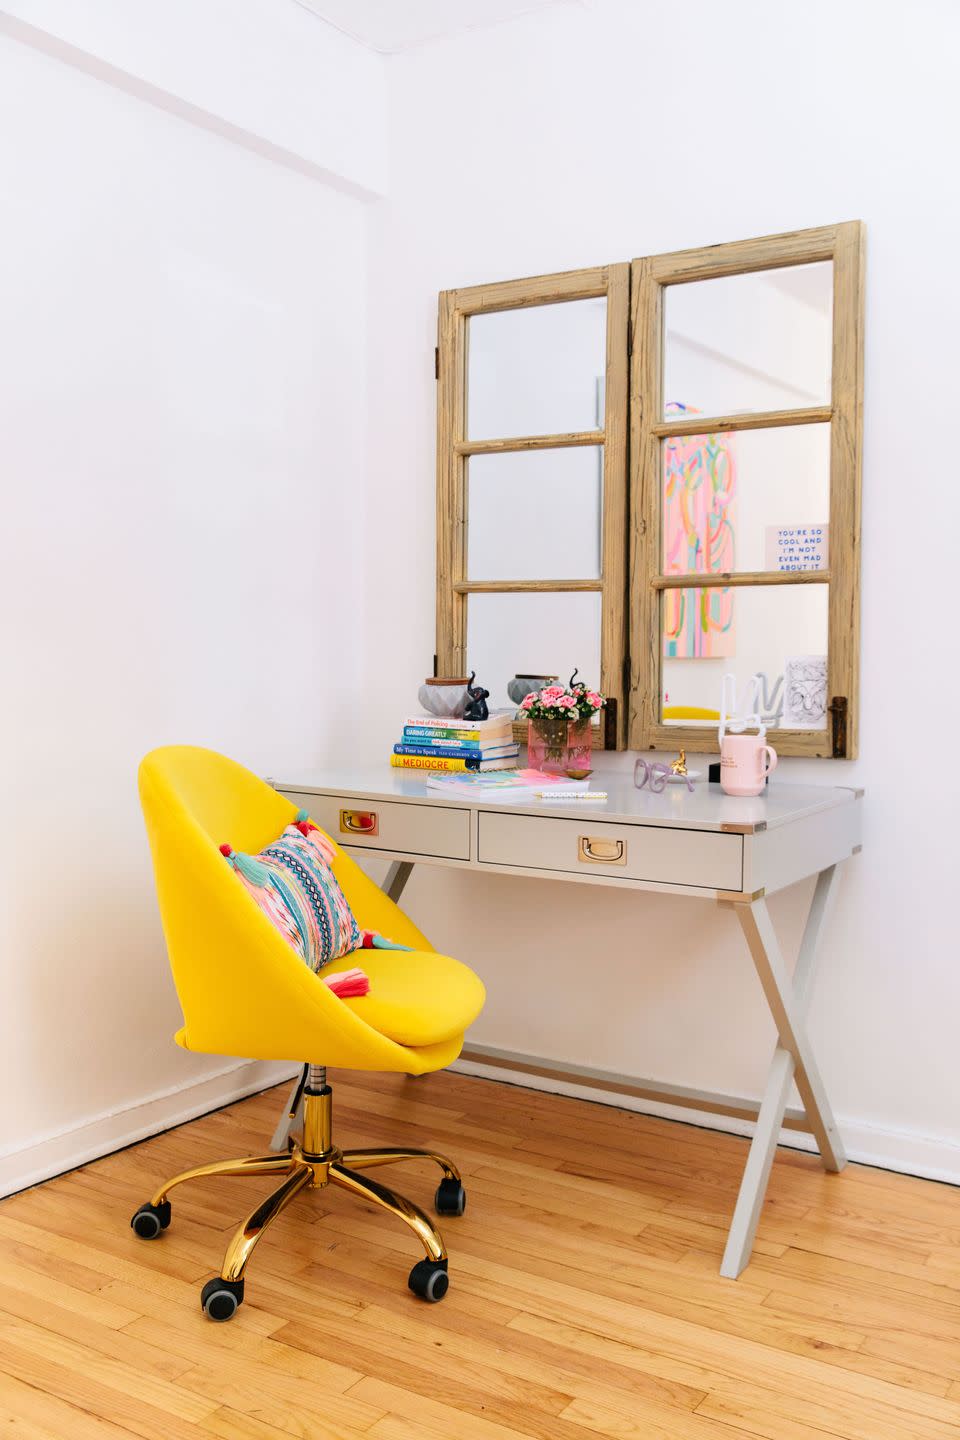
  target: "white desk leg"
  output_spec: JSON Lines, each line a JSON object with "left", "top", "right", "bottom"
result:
{"left": 384, "top": 860, "right": 414, "bottom": 904}
{"left": 721, "top": 865, "right": 846, "bottom": 1278}
{"left": 269, "top": 860, "right": 417, "bottom": 1150}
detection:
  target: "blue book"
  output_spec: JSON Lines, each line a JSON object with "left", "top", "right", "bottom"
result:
{"left": 393, "top": 743, "right": 519, "bottom": 764}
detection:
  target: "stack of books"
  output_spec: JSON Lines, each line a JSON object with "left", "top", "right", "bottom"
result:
{"left": 390, "top": 712, "right": 519, "bottom": 772}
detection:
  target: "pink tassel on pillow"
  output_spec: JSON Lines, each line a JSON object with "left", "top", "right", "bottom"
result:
{"left": 322, "top": 967, "right": 370, "bottom": 998}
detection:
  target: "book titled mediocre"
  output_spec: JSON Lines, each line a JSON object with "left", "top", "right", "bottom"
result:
{"left": 390, "top": 752, "right": 519, "bottom": 772}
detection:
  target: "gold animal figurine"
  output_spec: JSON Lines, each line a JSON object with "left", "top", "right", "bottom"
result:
{"left": 670, "top": 750, "right": 687, "bottom": 776}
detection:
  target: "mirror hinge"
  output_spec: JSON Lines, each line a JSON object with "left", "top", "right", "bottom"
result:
{"left": 434, "top": 346, "right": 440, "bottom": 380}
{"left": 603, "top": 696, "right": 618, "bottom": 750}
{"left": 828, "top": 696, "right": 848, "bottom": 758}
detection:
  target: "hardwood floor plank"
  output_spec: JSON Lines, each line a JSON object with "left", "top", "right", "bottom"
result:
{"left": 0, "top": 1370, "right": 141, "bottom": 1439}
{"left": 0, "top": 1316, "right": 218, "bottom": 1423}
{"left": 507, "top": 1312, "right": 960, "bottom": 1437}
{"left": 200, "top": 1406, "right": 371, "bottom": 1440}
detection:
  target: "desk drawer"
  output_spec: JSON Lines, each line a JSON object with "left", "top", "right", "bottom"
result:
{"left": 478, "top": 810, "right": 742, "bottom": 890}
{"left": 284, "top": 791, "right": 470, "bottom": 861}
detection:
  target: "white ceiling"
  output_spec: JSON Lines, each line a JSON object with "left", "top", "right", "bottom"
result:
{"left": 291, "top": 0, "right": 577, "bottom": 54}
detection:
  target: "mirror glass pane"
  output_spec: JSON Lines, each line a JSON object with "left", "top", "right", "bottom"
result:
{"left": 661, "top": 423, "right": 830, "bottom": 577}
{"left": 467, "top": 591, "right": 602, "bottom": 712}
{"left": 467, "top": 298, "right": 606, "bottom": 439}
{"left": 468, "top": 447, "right": 603, "bottom": 581}
{"left": 661, "top": 583, "right": 828, "bottom": 729}
{"left": 663, "top": 262, "right": 833, "bottom": 419}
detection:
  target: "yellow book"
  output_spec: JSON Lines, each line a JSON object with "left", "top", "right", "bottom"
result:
{"left": 389, "top": 754, "right": 517, "bottom": 773}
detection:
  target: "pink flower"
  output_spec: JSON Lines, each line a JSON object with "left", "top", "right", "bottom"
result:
{"left": 558, "top": 694, "right": 576, "bottom": 709}
{"left": 520, "top": 693, "right": 535, "bottom": 710}
{"left": 586, "top": 691, "right": 603, "bottom": 708}
{"left": 541, "top": 686, "right": 564, "bottom": 702}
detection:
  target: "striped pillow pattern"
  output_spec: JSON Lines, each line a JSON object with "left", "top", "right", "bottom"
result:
{"left": 221, "top": 813, "right": 360, "bottom": 971}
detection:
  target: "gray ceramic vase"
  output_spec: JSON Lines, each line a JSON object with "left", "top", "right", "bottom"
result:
{"left": 417, "top": 679, "right": 470, "bottom": 718}
{"left": 507, "top": 674, "right": 559, "bottom": 706}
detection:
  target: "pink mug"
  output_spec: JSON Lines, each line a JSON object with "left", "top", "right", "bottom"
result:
{"left": 720, "top": 734, "right": 778, "bottom": 796}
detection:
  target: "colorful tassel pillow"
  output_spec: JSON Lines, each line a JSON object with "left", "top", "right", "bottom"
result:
{"left": 221, "top": 811, "right": 361, "bottom": 972}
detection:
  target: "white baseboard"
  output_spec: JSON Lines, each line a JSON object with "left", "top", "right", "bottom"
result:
{"left": 452, "top": 1059, "right": 960, "bottom": 1188}
{"left": 0, "top": 1059, "right": 299, "bottom": 1200}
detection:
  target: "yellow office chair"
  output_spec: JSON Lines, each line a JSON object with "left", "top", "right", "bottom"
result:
{"left": 134, "top": 746, "right": 485, "bottom": 1318}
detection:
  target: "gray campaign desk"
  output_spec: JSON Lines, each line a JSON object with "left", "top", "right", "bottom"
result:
{"left": 270, "top": 767, "right": 862, "bottom": 1278}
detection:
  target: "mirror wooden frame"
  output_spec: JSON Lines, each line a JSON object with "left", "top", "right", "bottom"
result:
{"left": 435, "top": 265, "right": 630, "bottom": 747}
{"left": 630, "top": 222, "right": 865, "bottom": 758}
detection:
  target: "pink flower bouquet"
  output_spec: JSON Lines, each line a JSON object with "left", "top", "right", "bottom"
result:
{"left": 519, "top": 678, "right": 605, "bottom": 722}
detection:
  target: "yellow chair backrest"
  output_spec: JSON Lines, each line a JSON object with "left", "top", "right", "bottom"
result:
{"left": 139, "top": 746, "right": 432, "bottom": 1069}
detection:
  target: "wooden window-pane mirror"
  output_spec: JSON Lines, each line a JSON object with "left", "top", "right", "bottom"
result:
{"left": 630, "top": 222, "right": 864, "bottom": 758}
{"left": 436, "top": 223, "right": 863, "bottom": 757}
{"left": 436, "top": 265, "right": 629, "bottom": 746}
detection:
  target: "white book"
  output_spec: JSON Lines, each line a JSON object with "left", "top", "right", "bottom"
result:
{"left": 403, "top": 710, "right": 515, "bottom": 732}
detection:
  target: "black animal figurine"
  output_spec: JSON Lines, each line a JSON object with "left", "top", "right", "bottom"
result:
{"left": 463, "top": 671, "right": 490, "bottom": 721}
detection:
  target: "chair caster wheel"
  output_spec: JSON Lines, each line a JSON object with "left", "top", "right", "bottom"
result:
{"left": 130, "top": 1201, "right": 171, "bottom": 1239}
{"left": 408, "top": 1258, "right": 449, "bottom": 1302}
{"left": 201, "top": 1276, "right": 244, "bottom": 1321}
{"left": 435, "top": 1178, "right": 466, "bottom": 1217}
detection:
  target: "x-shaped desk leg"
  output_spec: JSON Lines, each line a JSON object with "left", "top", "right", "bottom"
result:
{"left": 720, "top": 864, "right": 846, "bottom": 1278}
{"left": 269, "top": 859, "right": 416, "bottom": 1152}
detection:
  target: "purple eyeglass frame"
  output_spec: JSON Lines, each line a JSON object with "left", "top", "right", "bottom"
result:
{"left": 633, "top": 757, "right": 695, "bottom": 794}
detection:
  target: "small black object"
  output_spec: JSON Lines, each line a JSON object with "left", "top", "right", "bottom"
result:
{"left": 130, "top": 1200, "right": 171, "bottom": 1239}
{"left": 435, "top": 1178, "right": 467, "bottom": 1216}
{"left": 200, "top": 1275, "right": 244, "bottom": 1321}
{"left": 463, "top": 670, "right": 490, "bottom": 722}
{"left": 408, "top": 1257, "right": 449, "bottom": 1302}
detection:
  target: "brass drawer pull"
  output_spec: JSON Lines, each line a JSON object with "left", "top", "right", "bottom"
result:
{"left": 578, "top": 835, "right": 626, "bottom": 865}
{"left": 339, "top": 809, "right": 379, "bottom": 836}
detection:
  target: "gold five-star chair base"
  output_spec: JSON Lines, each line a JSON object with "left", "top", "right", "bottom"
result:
{"left": 130, "top": 1071, "right": 464, "bottom": 1318}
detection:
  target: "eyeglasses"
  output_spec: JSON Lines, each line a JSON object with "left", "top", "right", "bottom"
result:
{"left": 633, "top": 758, "right": 694, "bottom": 794}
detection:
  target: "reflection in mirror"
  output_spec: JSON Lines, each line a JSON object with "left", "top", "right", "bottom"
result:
{"left": 467, "top": 298, "right": 606, "bottom": 439}
{"left": 661, "top": 583, "right": 828, "bottom": 728}
{"left": 663, "top": 262, "right": 833, "bottom": 419}
{"left": 661, "top": 423, "right": 830, "bottom": 576}
{"left": 467, "top": 591, "right": 602, "bottom": 711}
{"left": 468, "top": 448, "right": 602, "bottom": 581}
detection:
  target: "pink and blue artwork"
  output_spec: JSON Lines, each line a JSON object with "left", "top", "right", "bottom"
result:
{"left": 662, "top": 403, "right": 737, "bottom": 659}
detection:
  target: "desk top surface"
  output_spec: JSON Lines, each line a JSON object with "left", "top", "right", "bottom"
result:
{"left": 274, "top": 767, "right": 862, "bottom": 835}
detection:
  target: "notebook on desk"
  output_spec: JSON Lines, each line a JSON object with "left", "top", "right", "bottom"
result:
{"left": 424, "top": 769, "right": 590, "bottom": 802}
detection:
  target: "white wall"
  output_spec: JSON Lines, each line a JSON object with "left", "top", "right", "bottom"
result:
{"left": 357, "top": 0, "right": 960, "bottom": 1180}
{"left": 1, "top": 0, "right": 387, "bottom": 196}
{"left": 0, "top": 7, "right": 385, "bottom": 1193}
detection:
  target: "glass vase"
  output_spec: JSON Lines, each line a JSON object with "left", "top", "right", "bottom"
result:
{"left": 527, "top": 717, "right": 594, "bottom": 779}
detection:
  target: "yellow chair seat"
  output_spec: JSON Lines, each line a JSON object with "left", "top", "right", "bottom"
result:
{"left": 139, "top": 745, "right": 486, "bottom": 1073}
{"left": 322, "top": 949, "right": 485, "bottom": 1048}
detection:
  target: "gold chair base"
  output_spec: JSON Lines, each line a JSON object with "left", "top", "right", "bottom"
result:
{"left": 135, "top": 1083, "right": 461, "bottom": 1307}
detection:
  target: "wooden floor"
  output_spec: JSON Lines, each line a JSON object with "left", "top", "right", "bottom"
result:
{"left": 1, "top": 1073, "right": 959, "bottom": 1440}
